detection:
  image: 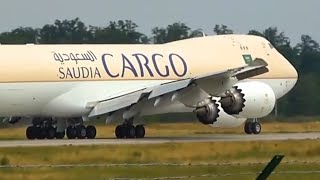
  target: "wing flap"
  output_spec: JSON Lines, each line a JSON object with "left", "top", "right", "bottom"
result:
{"left": 88, "top": 90, "right": 146, "bottom": 117}
{"left": 148, "top": 79, "right": 191, "bottom": 99}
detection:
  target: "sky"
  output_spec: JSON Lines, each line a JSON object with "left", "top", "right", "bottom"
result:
{"left": 0, "top": 0, "right": 318, "bottom": 45}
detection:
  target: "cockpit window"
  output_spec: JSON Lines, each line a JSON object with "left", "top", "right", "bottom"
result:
{"left": 268, "top": 43, "right": 274, "bottom": 49}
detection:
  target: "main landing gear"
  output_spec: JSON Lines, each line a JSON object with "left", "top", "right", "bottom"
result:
{"left": 26, "top": 125, "right": 63, "bottom": 140}
{"left": 66, "top": 125, "right": 96, "bottom": 139}
{"left": 25, "top": 118, "right": 97, "bottom": 140}
{"left": 244, "top": 118, "right": 261, "bottom": 134}
{"left": 115, "top": 119, "right": 145, "bottom": 139}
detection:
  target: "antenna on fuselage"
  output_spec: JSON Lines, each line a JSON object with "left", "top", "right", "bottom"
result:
{"left": 191, "top": 30, "right": 207, "bottom": 38}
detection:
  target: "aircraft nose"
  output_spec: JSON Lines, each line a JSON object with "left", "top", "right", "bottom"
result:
{"left": 285, "top": 57, "right": 298, "bottom": 93}
{"left": 287, "top": 58, "right": 298, "bottom": 79}
{"left": 276, "top": 51, "right": 298, "bottom": 80}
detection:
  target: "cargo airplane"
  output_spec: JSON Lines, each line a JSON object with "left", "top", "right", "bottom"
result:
{"left": 0, "top": 35, "right": 298, "bottom": 139}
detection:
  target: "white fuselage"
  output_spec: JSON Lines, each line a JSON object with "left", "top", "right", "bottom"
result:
{"left": 0, "top": 35, "right": 298, "bottom": 120}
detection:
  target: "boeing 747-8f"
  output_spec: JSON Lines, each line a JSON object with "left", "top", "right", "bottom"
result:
{"left": 0, "top": 35, "right": 298, "bottom": 139}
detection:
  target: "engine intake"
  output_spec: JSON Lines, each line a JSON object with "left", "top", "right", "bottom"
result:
{"left": 219, "top": 87, "right": 245, "bottom": 115}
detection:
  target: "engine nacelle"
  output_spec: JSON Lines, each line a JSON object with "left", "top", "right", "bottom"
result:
{"left": 194, "top": 99, "right": 247, "bottom": 128}
{"left": 219, "top": 81, "right": 276, "bottom": 118}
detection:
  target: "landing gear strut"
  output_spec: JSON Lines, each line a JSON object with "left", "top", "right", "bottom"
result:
{"left": 115, "top": 119, "right": 145, "bottom": 139}
{"left": 244, "top": 118, "right": 261, "bottom": 134}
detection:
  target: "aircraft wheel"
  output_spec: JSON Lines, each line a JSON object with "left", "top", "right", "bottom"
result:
{"left": 135, "top": 125, "right": 145, "bottom": 138}
{"left": 76, "top": 125, "right": 87, "bottom": 139}
{"left": 46, "top": 126, "right": 56, "bottom": 139}
{"left": 66, "top": 126, "right": 77, "bottom": 139}
{"left": 244, "top": 122, "right": 253, "bottom": 134}
{"left": 26, "top": 126, "right": 36, "bottom": 140}
{"left": 126, "top": 125, "right": 136, "bottom": 139}
{"left": 115, "top": 125, "right": 125, "bottom": 139}
{"left": 251, "top": 122, "right": 262, "bottom": 134}
{"left": 37, "top": 127, "right": 47, "bottom": 139}
{"left": 55, "top": 129, "right": 65, "bottom": 139}
{"left": 86, "top": 125, "right": 96, "bottom": 139}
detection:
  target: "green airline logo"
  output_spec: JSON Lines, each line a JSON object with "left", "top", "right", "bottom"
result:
{"left": 242, "top": 54, "right": 253, "bottom": 64}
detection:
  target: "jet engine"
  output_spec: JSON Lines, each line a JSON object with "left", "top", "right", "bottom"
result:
{"left": 194, "top": 98, "right": 247, "bottom": 128}
{"left": 219, "top": 81, "right": 276, "bottom": 118}
{"left": 194, "top": 100, "right": 220, "bottom": 125}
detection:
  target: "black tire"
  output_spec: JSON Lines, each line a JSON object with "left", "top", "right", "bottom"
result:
{"left": 66, "top": 126, "right": 77, "bottom": 139}
{"left": 135, "top": 125, "right": 145, "bottom": 138}
{"left": 86, "top": 125, "right": 96, "bottom": 139}
{"left": 76, "top": 125, "right": 87, "bottom": 139}
{"left": 26, "top": 126, "right": 36, "bottom": 140}
{"left": 115, "top": 125, "right": 125, "bottom": 139}
{"left": 37, "top": 127, "right": 47, "bottom": 139}
{"left": 126, "top": 125, "right": 136, "bottom": 138}
{"left": 33, "top": 126, "right": 40, "bottom": 139}
{"left": 244, "top": 122, "right": 253, "bottom": 134}
{"left": 46, "top": 126, "right": 56, "bottom": 139}
{"left": 55, "top": 129, "right": 65, "bottom": 139}
{"left": 251, "top": 122, "right": 262, "bottom": 134}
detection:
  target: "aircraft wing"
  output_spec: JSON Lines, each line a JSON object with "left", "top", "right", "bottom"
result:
{"left": 88, "top": 58, "right": 268, "bottom": 119}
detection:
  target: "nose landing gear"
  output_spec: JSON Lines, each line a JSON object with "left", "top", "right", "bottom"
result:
{"left": 244, "top": 118, "right": 261, "bottom": 134}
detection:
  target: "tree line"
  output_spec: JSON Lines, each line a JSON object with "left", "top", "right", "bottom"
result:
{"left": 0, "top": 18, "right": 319, "bottom": 118}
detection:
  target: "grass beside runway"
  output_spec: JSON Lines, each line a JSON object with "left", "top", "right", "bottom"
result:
{"left": 1, "top": 164, "right": 320, "bottom": 180}
{"left": 0, "top": 140, "right": 319, "bottom": 179}
{"left": 1, "top": 140, "right": 320, "bottom": 164}
{"left": 0, "top": 122, "right": 319, "bottom": 179}
{"left": 0, "top": 121, "right": 320, "bottom": 140}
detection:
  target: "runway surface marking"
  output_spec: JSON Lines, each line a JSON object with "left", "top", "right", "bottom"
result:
{"left": 0, "top": 132, "right": 319, "bottom": 147}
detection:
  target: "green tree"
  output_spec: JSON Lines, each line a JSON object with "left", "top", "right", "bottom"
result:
{"left": 152, "top": 22, "right": 193, "bottom": 44}
{"left": 90, "top": 20, "right": 148, "bottom": 44}
{"left": 0, "top": 27, "right": 38, "bottom": 44}
{"left": 277, "top": 35, "right": 320, "bottom": 117}
{"left": 248, "top": 30, "right": 264, "bottom": 37}
{"left": 295, "top": 35, "right": 320, "bottom": 73}
{"left": 248, "top": 27, "right": 298, "bottom": 67}
{"left": 213, "top": 25, "right": 233, "bottom": 35}
{"left": 263, "top": 27, "right": 289, "bottom": 47}
{"left": 39, "top": 18, "right": 90, "bottom": 44}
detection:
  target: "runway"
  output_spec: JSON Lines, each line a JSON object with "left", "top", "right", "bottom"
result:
{"left": 0, "top": 132, "right": 319, "bottom": 147}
